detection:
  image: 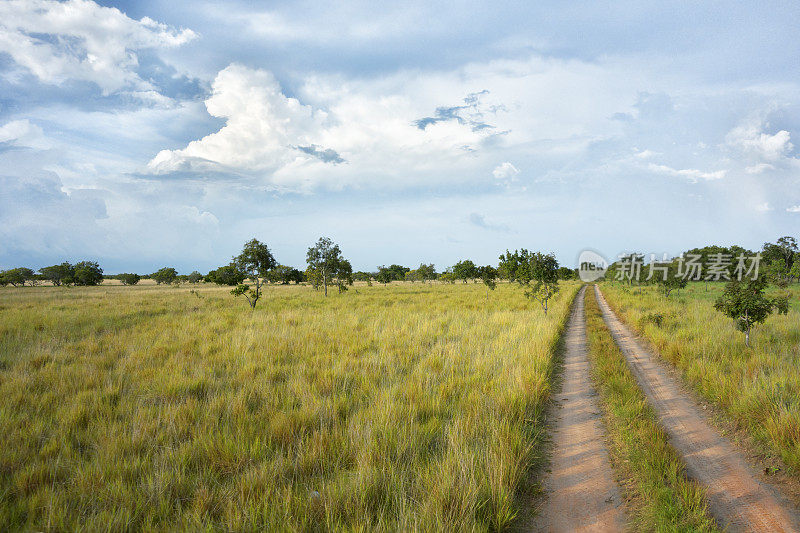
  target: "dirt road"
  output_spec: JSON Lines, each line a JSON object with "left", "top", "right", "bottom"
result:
{"left": 594, "top": 285, "right": 800, "bottom": 532}
{"left": 533, "top": 286, "right": 627, "bottom": 532}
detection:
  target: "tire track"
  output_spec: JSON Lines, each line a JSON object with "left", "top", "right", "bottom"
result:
{"left": 533, "top": 286, "right": 627, "bottom": 532}
{"left": 594, "top": 285, "right": 800, "bottom": 532}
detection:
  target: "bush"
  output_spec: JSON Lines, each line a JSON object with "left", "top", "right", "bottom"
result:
{"left": 119, "top": 273, "right": 141, "bottom": 286}
{"left": 73, "top": 261, "right": 103, "bottom": 286}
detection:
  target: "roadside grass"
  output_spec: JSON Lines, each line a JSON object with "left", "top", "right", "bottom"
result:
{"left": 0, "top": 280, "right": 579, "bottom": 531}
{"left": 599, "top": 281, "right": 800, "bottom": 473}
{"left": 584, "top": 287, "right": 718, "bottom": 532}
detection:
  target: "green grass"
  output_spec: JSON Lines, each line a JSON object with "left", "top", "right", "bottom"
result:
{"left": 0, "top": 280, "right": 579, "bottom": 531}
{"left": 599, "top": 281, "right": 800, "bottom": 473}
{"left": 584, "top": 286, "right": 718, "bottom": 532}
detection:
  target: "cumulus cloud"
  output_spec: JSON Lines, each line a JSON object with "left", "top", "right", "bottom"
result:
{"left": 0, "top": 119, "right": 49, "bottom": 149}
{"left": 787, "top": 205, "right": 800, "bottom": 213}
{"left": 0, "top": 0, "right": 196, "bottom": 95}
{"left": 726, "top": 119, "right": 794, "bottom": 162}
{"left": 648, "top": 162, "right": 726, "bottom": 182}
{"left": 492, "top": 162, "right": 519, "bottom": 182}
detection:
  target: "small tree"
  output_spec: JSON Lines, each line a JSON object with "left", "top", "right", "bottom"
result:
{"left": 187, "top": 271, "right": 203, "bottom": 284}
{"left": 39, "top": 262, "right": 75, "bottom": 286}
{"left": 151, "top": 267, "right": 178, "bottom": 285}
{"left": 267, "top": 264, "right": 297, "bottom": 285}
{"left": 525, "top": 252, "right": 560, "bottom": 316}
{"left": 1, "top": 267, "right": 35, "bottom": 287}
{"left": 206, "top": 264, "right": 246, "bottom": 286}
{"left": 73, "top": 261, "right": 103, "bottom": 286}
{"left": 376, "top": 266, "right": 393, "bottom": 285}
{"left": 231, "top": 238, "right": 277, "bottom": 309}
{"left": 119, "top": 273, "right": 141, "bottom": 285}
{"left": 648, "top": 261, "right": 687, "bottom": 297}
{"left": 478, "top": 265, "right": 497, "bottom": 304}
{"left": 714, "top": 276, "right": 789, "bottom": 347}
{"left": 452, "top": 260, "right": 478, "bottom": 283}
{"left": 306, "top": 237, "right": 350, "bottom": 297}
{"left": 417, "top": 263, "right": 436, "bottom": 283}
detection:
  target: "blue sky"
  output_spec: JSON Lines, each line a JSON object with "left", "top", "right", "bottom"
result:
{"left": 1, "top": 0, "right": 799, "bottom": 273}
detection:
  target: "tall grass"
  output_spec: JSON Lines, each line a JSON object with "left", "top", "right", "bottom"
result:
{"left": 584, "top": 287, "right": 718, "bottom": 532}
{"left": 0, "top": 280, "right": 578, "bottom": 530}
{"left": 599, "top": 282, "right": 800, "bottom": 472}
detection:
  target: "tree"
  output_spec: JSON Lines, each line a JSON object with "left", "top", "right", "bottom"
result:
{"left": 187, "top": 271, "right": 203, "bottom": 284}
{"left": 73, "top": 261, "right": 103, "bottom": 286}
{"left": 306, "top": 237, "right": 351, "bottom": 297}
{"left": 151, "top": 267, "right": 178, "bottom": 285}
{"left": 376, "top": 266, "right": 393, "bottom": 285}
{"left": 268, "top": 264, "right": 297, "bottom": 285}
{"left": 39, "top": 263, "right": 75, "bottom": 286}
{"left": 206, "top": 265, "right": 246, "bottom": 286}
{"left": 714, "top": 276, "right": 789, "bottom": 347}
{"left": 119, "top": 273, "right": 141, "bottom": 285}
{"left": 647, "top": 260, "right": 687, "bottom": 297}
{"left": 1, "top": 267, "right": 35, "bottom": 287}
{"left": 452, "top": 259, "right": 478, "bottom": 283}
{"left": 478, "top": 265, "right": 498, "bottom": 303}
{"left": 387, "top": 264, "right": 410, "bottom": 281}
{"left": 498, "top": 249, "right": 532, "bottom": 282}
{"left": 557, "top": 266, "right": 576, "bottom": 280}
{"left": 525, "top": 252, "right": 560, "bottom": 316}
{"left": 417, "top": 263, "right": 436, "bottom": 283}
{"left": 763, "top": 237, "right": 798, "bottom": 283}
{"left": 231, "top": 238, "right": 277, "bottom": 309}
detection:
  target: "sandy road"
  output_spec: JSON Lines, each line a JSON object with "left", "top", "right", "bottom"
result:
{"left": 594, "top": 285, "right": 800, "bottom": 532}
{"left": 533, "top": 286, "right": 627, "bottom": 532}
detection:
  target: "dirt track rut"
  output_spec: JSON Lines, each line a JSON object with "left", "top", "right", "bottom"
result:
{"left": 533, "top": 286, "right": 627, "bottom": 532}
{"left": 594, "top": 285, "right": 800, "bottom": 532}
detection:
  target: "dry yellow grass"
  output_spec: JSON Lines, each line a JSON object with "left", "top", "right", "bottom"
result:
{"left": 0, "top": 280, "right": 578, "bottom": 530}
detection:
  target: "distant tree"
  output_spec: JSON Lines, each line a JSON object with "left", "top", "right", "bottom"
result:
{"left": 525, "top": 252, "right": 560, "bottom": 316}
{"left": 39, "top": 262, "right": 75, "bottom": 286}
{"left": 714, "top": 275, "right": 789, "bottom": 347}
{"left": 206, "top": 264, "right": 245, "bottom": 286}
{"left": 647, "top": 260, "right": 688, "bottom": 297}
{"left": 478, "top": 265, "right": 498, "bottom": 303}
{"left": 405, "top": 269, "right": 421, "bottom": 283}
{"left": 557, "top": 266, "right": 576, "bottom": 280}
{"left": 73, "top": 261, "right": 103, "bottom": 286}
{"left": 151, "top": 267, "right": 178, "bottom": 285}
{"left": 452, "top": 259, "right": 478, "bottom": 283}
{"left": 119, "top": 273, "right": 141, "bottom": 285}
{"left": 498, "top": 249, "right": 532, "bottom": 282}
{"left": 231, "top": 238, "right": 277, "bottom": 309}
{"left": 1, "top": 267, "right": 35, "bottom": 287}
{"left": 353, "top": 271, "right": 372, "bottom": 282}
{"left": 439, "top": 268, "right": 456, "bottom": 284}
{"left": 387, "top": 264, "right": 410, "bottom": 282}
{"left": 176, "top": 274, "right": 190, "bottom": 283}
{"left": 376, "top": 266, "right": 393, "bottom": 285}
{"left": 417, "top": 263, "right": 437, "bottom": 283}
{"left": 306, "top": 237, "right": 351, "bottom": 297}
{"left": 268, "top": 264, "right": 297, "bottom": 285}
{"left": 763, "top": 236, "right": 798, "bottom": 284}
{"left": 187, "top": 271, "right": 203, "bottom": 284}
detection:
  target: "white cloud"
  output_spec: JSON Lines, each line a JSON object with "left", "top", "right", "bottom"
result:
{"left": 744, "top": 162, "right": 775, "bottom": 174}
{"left": 787, "top": 205, "right": 800, "bottom": 213}
{"left": 648, "top": 163, "right": 726, "bottom": 182}
{"left": 726, "top": 119, "right": 793, "bottom": 162}
{"left": 492, "top": 162, "right": 519, "bottom": 181}
{"left": 755, "top": 202, "right": 772, "bottom": 212}
{"left": 0, "top": 119, "right": 49, "bottom": 149}
{"left": 0, "top": 0, "right": 196, "bottom": 95}
{"left": 634, "top": 149, "right": 658, "bottom": 159}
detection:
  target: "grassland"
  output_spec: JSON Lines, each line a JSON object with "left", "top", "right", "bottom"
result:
{"left": 584, "top": 287, "right": 718, "bottom": 532}
{"left": 0, "top": 280, "right": 578, "bottom": 531}
{"left": 599, "top": 281, "right": 800, "bottom": 473}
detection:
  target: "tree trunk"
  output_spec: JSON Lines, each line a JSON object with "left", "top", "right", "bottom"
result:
{"left": 323, "top": 266, "right": 328, "bottom": 297}
{"left": 745, "top": 329, "right": 750, "bottom": 347}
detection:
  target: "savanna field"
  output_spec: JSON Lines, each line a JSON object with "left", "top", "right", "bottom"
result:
{"left": 600, "top": 282, "right": 800, "bottom": 470}
{"left": 0, "top": 281, "right": 580, "bottom": 531}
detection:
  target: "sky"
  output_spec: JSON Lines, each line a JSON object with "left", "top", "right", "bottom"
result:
{"left": 1, "top": 0, "right": 799, "bottom": 273}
